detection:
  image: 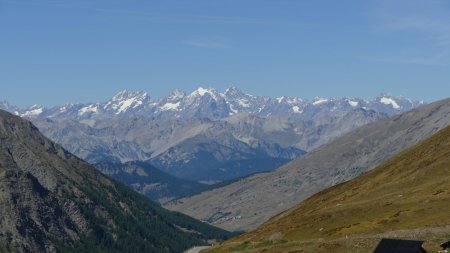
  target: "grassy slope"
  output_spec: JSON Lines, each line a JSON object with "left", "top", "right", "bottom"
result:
{"left": 208, "top": 125, "right": 450, "bottom": 253}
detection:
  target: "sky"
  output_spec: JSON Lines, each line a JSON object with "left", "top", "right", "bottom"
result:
{"left": 1, "top": 0, "right": 449, "bottom": 107}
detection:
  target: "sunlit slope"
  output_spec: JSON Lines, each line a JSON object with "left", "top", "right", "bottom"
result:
{"left": 209, "top": 125, "right": 450, "bottom": 253}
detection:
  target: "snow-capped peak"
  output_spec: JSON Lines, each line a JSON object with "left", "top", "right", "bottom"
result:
{"left": 21, "top": 104, "right": 44, "bottom": 117}
{"left": 376, "top": 93, "right": 405, "bottom": 109}
{"left": 189, "top": 87, "right": 220, "bottom": 100}
{"left": 111, "top": 90, "right": 148, "bottom": 101}
{"left": 105, "top": 90, "right": 150, "bottom": 114}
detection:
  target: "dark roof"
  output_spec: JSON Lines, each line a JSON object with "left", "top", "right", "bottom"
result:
{"left": 441, "top": 241, "right": 450, "bottom": 249}
{"left": 373, "top": 238, "right": 426, "bottom": 253}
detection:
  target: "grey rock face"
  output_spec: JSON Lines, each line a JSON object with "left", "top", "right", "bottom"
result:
{"left": 0, "top": 111, "right": 95, "bottom": 251}
{"left": 165, "top": 98, "right": 450, "bottom": 232}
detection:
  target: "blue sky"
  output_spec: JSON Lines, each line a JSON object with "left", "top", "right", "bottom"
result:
{"left": 1, "top": 0, "right": 449, "bottom": 107}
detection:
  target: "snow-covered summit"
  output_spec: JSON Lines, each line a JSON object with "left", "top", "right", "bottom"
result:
{"left": 379, "top": 97, "right": 400, "bottom": 109}
{"left": 21, "top": 104, "right": 44, "bottom": 118}
{"left": 189, "top": 87, "right": 221, "bottom": 100}
{"left": 104, "top": 90, "right": 150, "bottom": 114}
{"left": 374, "top": 93, "right": 424, "bottom": 111}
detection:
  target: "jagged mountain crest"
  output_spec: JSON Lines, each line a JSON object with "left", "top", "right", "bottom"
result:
{"left": 188, "top": 86, "right": 221, "bottom": 99}
{"left": 0, "top": 88, "right": 425, "bottom": 182}
{"left": 103, "top": 90, "right": 151, "bottom": 114}
{"left": 224, "top": 86, "right": 249, "bottom": 97}
{"left": 0, "top": 87, "right": 424, "bottom": 120}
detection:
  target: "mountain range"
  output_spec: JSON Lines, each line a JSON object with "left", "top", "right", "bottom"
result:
{"left": 1, "top": 87, "right": 423, "bottom": 121}
{"left": 0, "top": 88, "right": 424, "bottom": 182}
{"left": 166, "top": 97, "right": 450, "bottom": 231}
{"left": 0, "top": 109, "right": 232, "bottom": 252}
{"left": 208, "top": 124, "right": 450, "bottom": 253}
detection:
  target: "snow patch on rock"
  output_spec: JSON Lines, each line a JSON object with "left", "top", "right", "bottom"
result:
{"left": 78, "top": 104, "right": 99, "bottom": 116}
{"left": 21, "top": 105, "right": 43, "bottom": 117}
{"left": 292, "top": 106, "right": 303, "bottom": 113}
{"left": 313, "top": 98, "right": 328, "bottom": 105}
{"left": 348, "top": 100, "right": 359, "bottom": 107}
{"left": 380, "top": 97, "right": 400, "bottom": 109}
{"left": 161, "top": 102, "right": 180, "bottom": 111}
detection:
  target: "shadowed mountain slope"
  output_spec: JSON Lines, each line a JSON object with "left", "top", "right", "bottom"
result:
{"left": 166, "top": 98, "right": 450, "bottom": 231}
{"left": 208, "top": 124, "right": 450, "bottom": 253}
{"left": 0, "top": 110, "right": 232, "bottom": 253}
{"left": 95, "top": 161, "right": 208, "bottom": 203}
{"left": 34, "top": 116, "right": 306, "bottom": 182}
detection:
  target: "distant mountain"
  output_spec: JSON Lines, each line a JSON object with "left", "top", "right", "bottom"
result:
{"left": 0, "top": 88, "right": 423, "bottom": 181}
{"left": 166, "top": 97, "right": 450, "bottom": 231}
{"left": 0, "top": 109, "right": 232, "bottom": 252}
{"left": 2, "top": 88, "right": 423, "bottom": 121}
{"left": 209, "top": 124, "right": 450, "bottom": 253}
{"left": 33, "top": 116, "right": 306, "bottom": 181}
{"left": 95, "top": 161, "right": 208, "bottom": 203}
{"left": 0, "top": 101, "right": 19, "bottom": 114}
